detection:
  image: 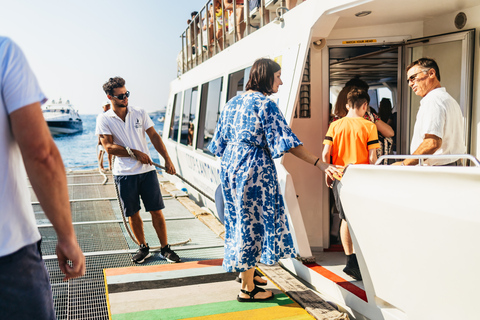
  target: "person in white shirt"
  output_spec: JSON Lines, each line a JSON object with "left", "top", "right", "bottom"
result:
{"left": 96, "top": 77, "right": 181, "bottom": 264}
{"left": 0, "top": 36, "right": 85, "bottom": 319}
{"left": 400, "top": 57, "right": 466, "bottom": 166}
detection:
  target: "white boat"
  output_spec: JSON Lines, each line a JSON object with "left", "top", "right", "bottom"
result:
{"left": 162, "top": 0, "right": 480, "bottom": 319}
{"left": 42, "top": 98, "right": 83, "bottom": 135}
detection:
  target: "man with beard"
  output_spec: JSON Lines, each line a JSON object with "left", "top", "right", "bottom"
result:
{"left": 96, "top": 77, "right": 181, "bottom": 263}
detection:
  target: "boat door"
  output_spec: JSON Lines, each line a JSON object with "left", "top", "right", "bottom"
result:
{"left": 400, "top": 30, "right": 475, "bottom": 154}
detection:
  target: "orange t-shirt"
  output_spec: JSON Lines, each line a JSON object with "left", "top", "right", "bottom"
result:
{"left": 323, "top": 117, "right": 380, "bottom": 166}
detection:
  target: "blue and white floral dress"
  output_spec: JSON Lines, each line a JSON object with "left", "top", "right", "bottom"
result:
{"left": 208, "top": 91, "right": 302, "bottom": 272}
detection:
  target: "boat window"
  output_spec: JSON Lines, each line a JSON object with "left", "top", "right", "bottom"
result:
{"left": 226, "top": 67, "right": 251, "bottom": 101}
{"left": 180, "top": 87, "right": 198, "bottom": 146}
{"left": 168, "top": 92, "right": 182, "bottom": 142}
{"left": 197, "top": 77, "right": 223, "bottom": 155}
{"left": 295, "top": 51, "right": 311, "bottom": 118}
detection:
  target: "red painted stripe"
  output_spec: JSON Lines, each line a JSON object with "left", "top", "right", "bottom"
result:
{"left": 104, "top": 259, "right": 223, "bottom": 276}
{"left": 304, "top": 262, "right": 368, "bottom": 302}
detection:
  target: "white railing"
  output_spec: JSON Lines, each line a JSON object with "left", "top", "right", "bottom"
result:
{"left": 376, "top": 154, "right": 480, "bottom": 167}
{"left": 178, "top": 0, "right": 289, "bottom": 75}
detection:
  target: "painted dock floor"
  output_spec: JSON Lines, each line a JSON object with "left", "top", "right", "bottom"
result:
{"left": 32, "top": 169, "right": 320, "bottom": 319}
{"left": 33, "top": 169, "right": 224, "bottom": 319}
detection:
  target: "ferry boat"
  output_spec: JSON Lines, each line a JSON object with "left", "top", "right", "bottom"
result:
{"left": 162, "top": 0, "right": 480, "bottom": 319}
{"left": 42, "top": 98, "right": 83, "bottom": 135}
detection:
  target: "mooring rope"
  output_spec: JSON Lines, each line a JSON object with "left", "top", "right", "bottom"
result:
{"left": 111, "top": 156, "right": 192, "bottom": 250}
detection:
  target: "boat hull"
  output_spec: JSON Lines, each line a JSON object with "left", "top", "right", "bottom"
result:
{"left": 46, "top": 120, "right": 83, "bottom": 135}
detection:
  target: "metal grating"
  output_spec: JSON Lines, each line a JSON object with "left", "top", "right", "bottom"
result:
{"left": 40, "top": 170, "right": 225, "bottom": 319}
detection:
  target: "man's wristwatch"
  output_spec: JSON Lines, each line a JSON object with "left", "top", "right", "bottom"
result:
{"left": 125, "top": 147, "right": 137, "bottom": 160}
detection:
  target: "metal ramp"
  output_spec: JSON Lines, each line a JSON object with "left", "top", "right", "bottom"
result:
{"left": 34, "top": 169, "right": 225, "bottom": 320}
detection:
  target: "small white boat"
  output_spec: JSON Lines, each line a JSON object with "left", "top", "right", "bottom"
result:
{"left": 42, "top": 98, "right": 83, "bottom": 135}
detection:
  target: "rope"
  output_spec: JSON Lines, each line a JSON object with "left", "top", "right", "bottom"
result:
{"left": 151, "top": 162, "right": 215, "bottom": 203}
{"left": 112, "top": 156, "right": 192, "bottom": 250}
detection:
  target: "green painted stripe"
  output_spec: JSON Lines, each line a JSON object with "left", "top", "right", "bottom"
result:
{"left": 112, "top": 293, "right": 294, "bottom": 320}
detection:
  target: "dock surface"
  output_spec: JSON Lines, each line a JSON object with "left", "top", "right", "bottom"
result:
{"left": 32, "top": 169, "right": 346, "bottom": 320}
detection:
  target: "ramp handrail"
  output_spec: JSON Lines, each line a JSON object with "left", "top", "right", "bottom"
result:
{"left": 376, "top": 154, "right": 480, "bottom": 167}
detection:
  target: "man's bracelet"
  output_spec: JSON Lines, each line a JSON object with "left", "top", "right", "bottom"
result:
{"left": 125, "top": 147, "right": 137, "bottom": 160}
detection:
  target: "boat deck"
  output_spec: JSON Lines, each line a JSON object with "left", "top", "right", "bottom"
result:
{"left": 32, "top": 169, "right": 347, "bottom": 319}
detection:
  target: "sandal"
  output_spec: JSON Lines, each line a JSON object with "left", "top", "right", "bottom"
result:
{"left": 237, "top": 285, "right": 274, "bottom": 302}
{"left": 235, "top": 269, "right": 267, "bottom": 286}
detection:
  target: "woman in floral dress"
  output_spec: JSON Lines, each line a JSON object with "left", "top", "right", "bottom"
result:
{"left": 209, "top": 58, "right": 341, "bottom": 302}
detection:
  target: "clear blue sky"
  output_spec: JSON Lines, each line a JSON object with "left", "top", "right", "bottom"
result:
{"left": 0, "top": 0, "right": 205, "bottom": 114}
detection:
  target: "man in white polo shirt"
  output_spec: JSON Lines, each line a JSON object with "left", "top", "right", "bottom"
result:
{"left": 96, "top": 77, "right": 181, "bottom": 263}
{"left": 401, "top": 57, "right": 466, "bottom": 166}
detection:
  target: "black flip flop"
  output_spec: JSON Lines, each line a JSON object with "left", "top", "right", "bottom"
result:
{"left": 237, "top": 285, "right": 274, "bottom": 302}
{"left": 235, "top": 269, "right": 267, "bottom": 286}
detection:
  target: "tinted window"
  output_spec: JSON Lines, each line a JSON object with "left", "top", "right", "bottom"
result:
{"left": 197, "top": 77, "right": 223, "bottom": 154}
{"left": 168, "top": 92, "right": 182, "bottom": 141}
{"left": 227, "top": 67, "right": 251, "bottom": 101}
{"left": 180, "top": 87, "right": 198, "bottom": 146}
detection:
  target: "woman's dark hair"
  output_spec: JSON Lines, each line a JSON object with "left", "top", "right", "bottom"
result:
{"left": 103, "top": 77, "right": 125, "bottom": 96}
{"left": 406, "top": 57, "right": 441, "bottom": 81}
{"left": 378, "top": 98, "right": 392, "bottom": 123}
{"left": 245, "top": 58, "right": 281, "bottom": 96}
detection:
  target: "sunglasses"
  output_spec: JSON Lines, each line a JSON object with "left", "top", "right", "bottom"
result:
{"left": 407, "top": 69, "right": 429, "bottom": 84}
{"left": 111, "top": 91, "right": 130, "bottom": 100}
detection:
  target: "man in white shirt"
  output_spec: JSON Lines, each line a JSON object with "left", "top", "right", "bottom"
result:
{"left": 401, "top": 57, "right": 466, "bottom": 166}
{"left": 96, "top": 77, "right": 181, "bottom": 263}
{"left": 0, "top": 36, "right": 85, "bottom": 319}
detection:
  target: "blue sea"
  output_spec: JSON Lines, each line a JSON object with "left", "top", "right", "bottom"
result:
{"left": 54, "top": 114, "right": 164, "bottom": 170}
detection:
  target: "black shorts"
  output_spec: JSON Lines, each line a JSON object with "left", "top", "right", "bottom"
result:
{"left": 114, "top": 170, "right": 165, "bottom": 217}
{"left": 332, "top": 179, "right": 346, "bottom": 220}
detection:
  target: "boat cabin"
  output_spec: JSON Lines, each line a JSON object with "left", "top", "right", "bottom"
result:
{"left": 163, "top": 1, "right": 480, "bottom": 318}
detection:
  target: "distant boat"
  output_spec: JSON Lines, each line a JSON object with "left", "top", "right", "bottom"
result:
{"left": 42, "top": 98, "right": 83, "bottom": 135}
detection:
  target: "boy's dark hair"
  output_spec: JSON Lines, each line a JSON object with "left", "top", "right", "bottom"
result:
{"left": 347, "top": 88, "right": 370, "bottom": 109}
{"left": 103, "top": 77, "right": 125, "bottom": 96}
{"left": 406, "top": 57, "right": 441, "bottom": 81}
{"left": 245, "top": 58, "right": 281, "bottom": 96}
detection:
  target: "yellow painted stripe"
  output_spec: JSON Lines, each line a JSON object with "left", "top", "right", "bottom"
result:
{"left": 183, "top": 304, "right": 314, "bottom": 320}
{"left": 103, "top": 269, "right": 113, "bottom": 320}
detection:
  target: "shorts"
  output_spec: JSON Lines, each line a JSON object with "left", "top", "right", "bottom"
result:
{"left": 0, "top": 240, "right": 55, "bottom": 319}
{"left": 332, "top": 179, "right": 346, "bottom": 220}
{"left": 114, "top": 170, "right": 165, "bottom": 217}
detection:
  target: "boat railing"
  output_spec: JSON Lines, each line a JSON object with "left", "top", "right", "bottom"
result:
{"left": 376, "top": 154, "right": 480, "bottom": 167}
{"left": 178, "top": 0, "right": 289, "bottom": 75}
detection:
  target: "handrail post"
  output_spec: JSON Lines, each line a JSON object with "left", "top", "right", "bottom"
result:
{"left": 199, "top": 7, "right": 205, "bottom": 62}
{"left": 181, "top": 33, "right": 185, "bottom": 75}
{"left": 193, "top": 18, "right": 199, "bottom": 66}
{"left": 232, "top": 0, "right": 237, "bottom": 44}
{"left": 245, "top": 0, "right": 250, "bottom": 36}
{"left": 260, "top": 0, "right": 265, "bottom": 28}
{"left": 222, "top": 0, "right": 226, "bottom": 50}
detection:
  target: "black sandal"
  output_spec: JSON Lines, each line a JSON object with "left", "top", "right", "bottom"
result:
{"left": 235, "top": 269, "right": 267, "bottom": 286}
{"left": 237, "top": 285, "right": 274, "bottom": 302}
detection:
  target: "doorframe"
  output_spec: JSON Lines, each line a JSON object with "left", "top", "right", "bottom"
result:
{"left": 400, "top": 29, "right": 475, "bottom": 154}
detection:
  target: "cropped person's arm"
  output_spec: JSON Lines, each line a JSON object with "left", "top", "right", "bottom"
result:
{"left": 375, "top": 119, "right": 394, "bottom": 138}
{"left": 10, "top": 102, "right": 85, "bottom": 281}
{"left": 368, "top": 148, "right": 378, "bottom": 164}
{"left": 146, "top": 126, "right": 176, "bottom": 175}
{"left": 289, "top": 145, "right": 342, "bottom": 181}
{"left": 99, "top": 134, "right": 152, "bottom": 165}
{"left": 321, "top": 144, "right": 334, "bottom": 187}
{"left": 403, "top": 134, "right": 442, "bottom": 166}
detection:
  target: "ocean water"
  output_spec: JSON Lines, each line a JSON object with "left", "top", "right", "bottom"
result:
{"left": 53, "top": 114, "right": 164, "bottom": 170}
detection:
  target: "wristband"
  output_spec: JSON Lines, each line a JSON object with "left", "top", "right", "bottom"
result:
{"left": 314, "top": 158, "right": 320, "bottom": 166}
{"left": 125, "top": 147, "right": 137, "bottom": 160}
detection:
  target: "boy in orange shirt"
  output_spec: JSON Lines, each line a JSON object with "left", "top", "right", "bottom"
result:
{"left": 322, "top": 88, "right": 380, "bottom": 280}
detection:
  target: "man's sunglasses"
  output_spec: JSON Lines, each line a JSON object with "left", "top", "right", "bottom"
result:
{"left": 112, "top": 91, "right": 130, "bottom": 100}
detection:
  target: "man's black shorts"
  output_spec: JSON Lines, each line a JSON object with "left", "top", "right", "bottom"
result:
{"left": 114, "top": 170, "right": 165, "bottom": 217}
